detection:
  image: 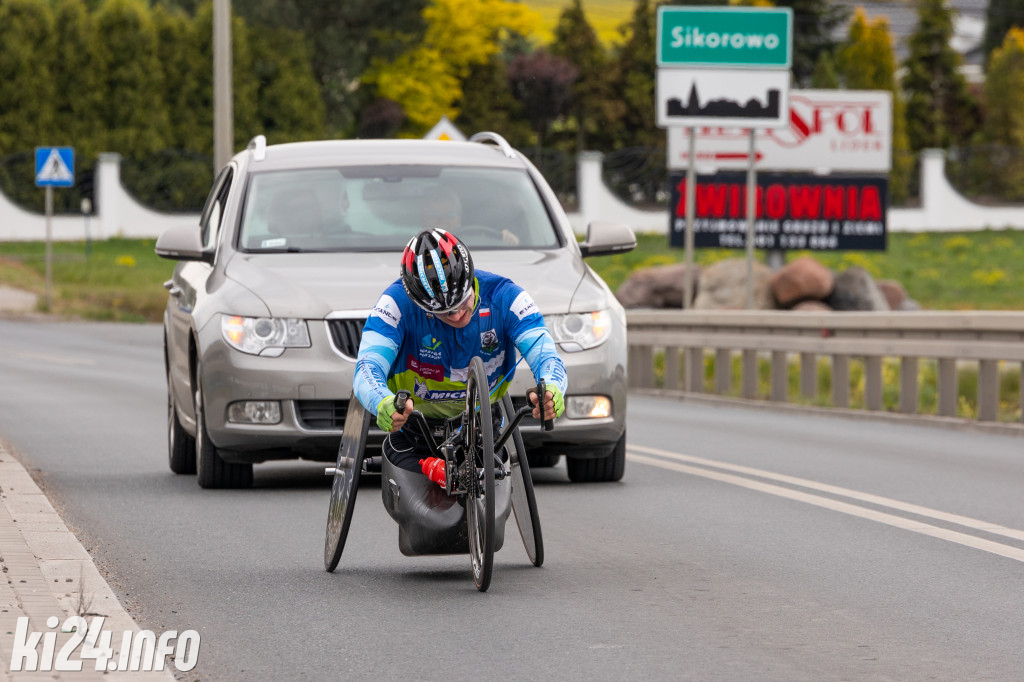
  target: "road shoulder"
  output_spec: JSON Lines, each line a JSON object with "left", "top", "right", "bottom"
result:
{"left": 0, "top": 441, "right": 175, "bottom": 680}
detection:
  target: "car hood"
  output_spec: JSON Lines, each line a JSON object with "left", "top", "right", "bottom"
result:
{"left": 223, "top": 248, "right": 593, "bottom": 319}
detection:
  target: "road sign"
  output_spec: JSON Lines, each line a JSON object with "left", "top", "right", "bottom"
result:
{"left": 423, "top": 116, "right": 466, "bottom": 141}
{"left": 668, "top": 172, "right": 888, "bottom": 251}
{"left": 35, "top": 147, "right": 75, "bottom": 188}
{"left": 657, "top": 68, "right": 790, "bottom": 128}
{"left": 667, "top": 90, "right": 893, "bottom": 172}
{"left": 657, "top": 7, "right": 792, "bottom": 68}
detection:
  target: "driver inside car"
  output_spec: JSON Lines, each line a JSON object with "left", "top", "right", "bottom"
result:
{"left": 420, "top": 185, "right": 520, "bottom": 246}
{"left": 353, "top": 229, "right": 566, "bottom": 477}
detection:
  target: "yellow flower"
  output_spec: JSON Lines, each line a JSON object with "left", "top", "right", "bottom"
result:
{"left": 115, "top": 256, "right": 137, "bottom": 267}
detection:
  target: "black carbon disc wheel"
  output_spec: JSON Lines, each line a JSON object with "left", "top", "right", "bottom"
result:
{"left": 465, "top": 356, "right": 495, "bottom": 592}
{"left": 325, "top": 405, "right": 371, "bottom": 572}
{"left": 500, "top": 395, "right": 543, "bottom": 567}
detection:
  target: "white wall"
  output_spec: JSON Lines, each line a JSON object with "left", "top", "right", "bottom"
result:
{"left": 2, "top": 148, "right": 1022, "bottom": 242}
{"left": 567, "top": 148, "right": 1024, "bottom": 236}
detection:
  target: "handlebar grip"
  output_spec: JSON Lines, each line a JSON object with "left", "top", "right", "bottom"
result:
{"left": 534, "top": 382, "right": 554, "bottom": 431}
{"left": 394, "top": 390, "right": 411, "bottom": 413}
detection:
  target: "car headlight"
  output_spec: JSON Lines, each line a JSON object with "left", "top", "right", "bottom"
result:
{"left": 546, "top": 310, "right": 612, "bottom": 352}
{"left": 221, "top": 315, "right": 311, "bottom": 357}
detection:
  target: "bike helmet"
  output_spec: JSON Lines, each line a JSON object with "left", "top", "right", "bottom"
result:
{"left": 400, "top": 229, "right": 475, "bottom": 313}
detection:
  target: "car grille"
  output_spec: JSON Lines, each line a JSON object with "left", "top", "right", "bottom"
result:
{"left": 296, "top": 400, "right": 350, "bottom": 430}
{"left": 326, "top": 318, "right": 364, "bottom": 358}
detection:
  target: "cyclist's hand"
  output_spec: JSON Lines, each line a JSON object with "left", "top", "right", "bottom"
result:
{"left": 530, "top": 384, "right": 564, "bottom": 421}
{"left": 377, "top": 397, "right": 413, "bottom": 432}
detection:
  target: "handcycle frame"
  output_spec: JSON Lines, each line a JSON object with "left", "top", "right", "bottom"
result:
{"left": 324, "top": 355, "right": 550, "bottom": 592}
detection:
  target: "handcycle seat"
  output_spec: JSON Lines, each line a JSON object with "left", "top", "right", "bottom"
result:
{"left": 380, "top": 449, "right": 512, "bottom": 557}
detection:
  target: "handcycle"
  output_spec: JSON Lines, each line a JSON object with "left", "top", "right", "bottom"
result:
{"left": 323, "top": 356, "right": 550, "bottom": 592}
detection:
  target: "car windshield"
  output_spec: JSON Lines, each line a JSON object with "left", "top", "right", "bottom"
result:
{"left": 238, "top": 165, "right": 560, "bottom": 253}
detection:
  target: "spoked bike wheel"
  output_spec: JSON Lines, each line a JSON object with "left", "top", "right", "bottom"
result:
{"left": 324, "top": 404, "right": 371, "bottom": 572}
{"left": 464, "top": 356, "right": 495, "bottom": 592}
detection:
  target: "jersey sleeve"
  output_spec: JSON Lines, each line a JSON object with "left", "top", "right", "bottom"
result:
{"left": 501, "top": 282, "right": 568, "bottom": 396}
{"left": 353, "top": 286, "right": 405, "bottom": 415}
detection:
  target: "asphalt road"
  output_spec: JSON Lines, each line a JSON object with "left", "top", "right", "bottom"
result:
{"left": 1, "top": 319, "right": 1023, "bottom": 681}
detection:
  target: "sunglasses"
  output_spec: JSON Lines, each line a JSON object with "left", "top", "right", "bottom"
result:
{"left": 438, "top": 289, "right": 475, "bottom": 318}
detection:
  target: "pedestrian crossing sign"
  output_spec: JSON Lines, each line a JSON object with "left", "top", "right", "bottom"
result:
{"left": 35, "top": 147, "right": 75, "bottom": 187}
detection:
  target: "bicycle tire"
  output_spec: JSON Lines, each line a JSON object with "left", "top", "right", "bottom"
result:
{"left": 465, "top": 356, "right": 495, "bottom": 592}
{"left": 324, "top": 404, "right": 371, "bottom": 572}
{"left": 500, "top": 395, "right": 544, "bottom": 567}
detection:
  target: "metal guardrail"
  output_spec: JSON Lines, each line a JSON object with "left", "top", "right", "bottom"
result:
{"left": 626, "top": 311, "right": 1024, "bottom": 429}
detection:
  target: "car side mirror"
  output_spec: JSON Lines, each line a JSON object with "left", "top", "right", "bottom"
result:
{"left": 578, "top": 221, "right": 637, "bottom": 258}
{"left": 155, "top": 224, "right": 213, "bottom": 263}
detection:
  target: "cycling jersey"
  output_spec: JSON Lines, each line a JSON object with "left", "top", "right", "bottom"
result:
{"left": 354, "top": 270, "right": 567, "bottom": 420}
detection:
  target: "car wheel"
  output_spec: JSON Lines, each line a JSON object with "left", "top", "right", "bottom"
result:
{"left": 194, "top": 368, "right": 253, "bottom": 489}
{"left": 167, "top": 370, "right": 196, "bottom": 475}
{"left": 566, "top": 432, "right": 626, "bottom": 483}
{"left": 526, "top": 450, "right": 561, "bottom": 468}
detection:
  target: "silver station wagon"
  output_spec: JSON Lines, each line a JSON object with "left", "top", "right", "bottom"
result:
{"left": 157, "top": 133, "right": 636, "bottom": 488}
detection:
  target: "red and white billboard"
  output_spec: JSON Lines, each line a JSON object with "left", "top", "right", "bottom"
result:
{"left": 667, "top": 89, "right": 892, "bottom": 172}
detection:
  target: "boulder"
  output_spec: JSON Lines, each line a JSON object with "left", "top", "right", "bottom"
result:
{"left": 769, "top": 256, "right": 835, "bottom": 307}
{"left": 616, "top": 262, "right": 701, "bottom": 308}
{"left": 693, "top": 258, "right": 775, "bottom": 310}
{"left": 791, "top": 299, "right": 833, "bottom": 312}
{"left": 826, "top": 267, "right": 890, "bottom": 311}
{"left": 876, "top": 279, "right": 908, "bottom": 310}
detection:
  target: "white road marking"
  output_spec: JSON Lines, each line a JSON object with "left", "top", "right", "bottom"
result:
{"left": 628, "top": 448, "right": 1024, "bottom": 564}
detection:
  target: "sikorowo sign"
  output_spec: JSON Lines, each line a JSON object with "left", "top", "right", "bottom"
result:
{"left": 668, "top": 172, "right": 888, "bottom": 251}
{"left": 657, "top": 7, "right": 793, "bottom": 68}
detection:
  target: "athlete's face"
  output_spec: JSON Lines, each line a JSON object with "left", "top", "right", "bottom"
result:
{"left": 436, "top": 289, "right": 475, "bottom": 329}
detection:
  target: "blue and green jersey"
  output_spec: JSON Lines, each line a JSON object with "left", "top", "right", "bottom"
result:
{"left": 354, "top": 270, "right": 567, "bottom": 419}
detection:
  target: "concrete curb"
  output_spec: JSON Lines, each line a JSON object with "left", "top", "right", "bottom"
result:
{"left": 0, "top": 442, "right": 175, "bottom": 680}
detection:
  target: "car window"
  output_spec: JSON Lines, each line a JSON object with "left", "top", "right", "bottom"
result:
{"left": 200, "top": 167, "right": 234, "bottom": 251}
{"left": 238, "top": 166, "right": 559, "bottom": 252}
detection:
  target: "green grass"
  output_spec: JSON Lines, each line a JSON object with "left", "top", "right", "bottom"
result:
{"left": 652, "top": 352, "right": 1023, "bottom": 422}
{"left": 1, "top": 228, "right": 1023, "bottom": 322}
{"left": 0, "top": 238, "right": 173, "bottom": 322}
{"left": 526, "top": 0, "right": 633, "bottom": 44}
{"left": 586, "top": 230, "right": 1024, "bottom": 310}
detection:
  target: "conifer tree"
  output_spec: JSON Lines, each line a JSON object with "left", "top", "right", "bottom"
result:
{"left": 0, "top": 0, "right": 56, "bottom": 155}
{"left": 551, "top": 0, "right": 617, "bottom": 153}
{"left": 902, "top": 0, "right": 979, "bottom": 150}
{"left": 838, "top": 8, "right": 912, "bottom": 202}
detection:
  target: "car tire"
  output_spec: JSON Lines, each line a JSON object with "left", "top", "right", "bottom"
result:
{"left": 195, "top": 369, "right": 253, "bottom": 489}
{"left": 526, "top": 450, "right": 561, "bottom": 469}
{"left": 167, "top": 371, "right": 196, "bottom": 475}
{"left": 566, "top": 432, "right": 626, "bottom": 483}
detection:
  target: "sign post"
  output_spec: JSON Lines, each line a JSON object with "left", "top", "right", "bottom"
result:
{"left": 35, "top": 147, "right": 75, "bottom": 311}
{"left": 656, "top": 6, "right": 792, "bottom": 309}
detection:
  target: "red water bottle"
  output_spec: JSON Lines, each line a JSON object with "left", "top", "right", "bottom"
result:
{"left": 419, "top": 457, "right": 446, "bottom": 487}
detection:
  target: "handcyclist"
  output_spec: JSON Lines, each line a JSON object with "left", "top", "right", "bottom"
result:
{"left": 353, "top": 229, "right": 566, "bottom": 475}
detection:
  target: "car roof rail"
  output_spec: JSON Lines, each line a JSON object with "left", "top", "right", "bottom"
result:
{"left": 247, "top": 135, "right": 267, "bottom": 162}
{"left": 469, "top": 131, "right": 517, "bottom": 159}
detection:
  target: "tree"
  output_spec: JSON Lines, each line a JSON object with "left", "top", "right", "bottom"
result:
{"left": 607, "top": 0, "right": 658, "bottom": 149}
{"left": 550, "top": 0, "right": 617, "bottom": 153}
{"left": 902, "top": 0, "right": 979, "bottom": 150}
{"left": 0, "top": 0, "right": 56, "bottom": 155}
{"left": 982, "top": 0, "right": 1024, "bottom": 64}
{"left": 978, "top": 28, "right": 1024, "bottom": 198}
{"left": 192, "top": 1, "right": 260, "bottom": 152}
{"left": 454, "top": 54, "right": 532, "bottom": 147}
{"left": 249, "top": 26, "right": 326, "bottom": 142}
{"left": 152, "top": 3, "right": 203, "bottom": 151}
{"left": 507, "top": 49, "right": 578, "bottom": 152}
{"left": 774, "top": 0, "right": 849, "bottom": 87}
{"left": 838, "top": 8, "right": 913, "bottom": 202}
{"left": 364, "top": 0, "right": 540, "bottom": 135}
{"left": 236, "top": 0, "right": 429, "bottom": 135}
{"left": 93, "top": 0, "right": 169, "bottom": 156}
